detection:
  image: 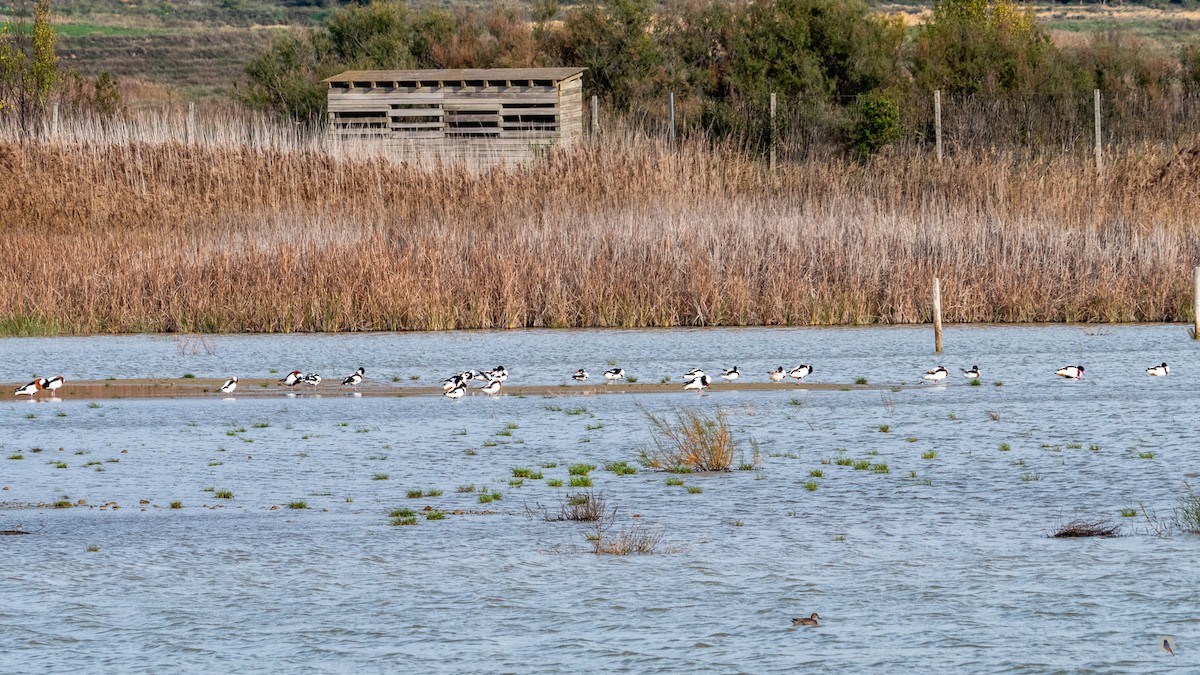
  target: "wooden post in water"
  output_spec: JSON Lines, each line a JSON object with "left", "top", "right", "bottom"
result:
{"left": 932, "top": 277, "right": 944, "bottom": 353}
{"left": 1093, "top": 89, "right": 1103, "bottom": 177}
{"left": 51, "top": 102, "right": 59, "bottom": 137}
{"left": 591, "top": 95, "right": 599, "bottom": 136}
{"left": 769, "top": 91, "right": 777, "bottom": 172}
{"left": 668, "top": 92, "right": 676, "bottom": 143}
{"left": 187, "top": 101, "right": 196, "bottom": 145}
{"left": 934, "top": 89, "right": 942, "bottom": 163}
{"left": 1193, "top": 266, "right": 1200, "bottom": 339}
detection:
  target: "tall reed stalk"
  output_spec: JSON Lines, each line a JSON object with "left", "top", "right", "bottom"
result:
{"left": 1, "top": 110, "right": 1198, "bottom": 335}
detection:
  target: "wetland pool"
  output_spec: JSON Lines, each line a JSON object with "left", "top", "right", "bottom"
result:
{"left": 1, "top": 325, "right": 1197, "bottom": 672}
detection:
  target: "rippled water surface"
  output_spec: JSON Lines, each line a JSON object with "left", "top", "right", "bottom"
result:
{"left": 1, "top": 326, "right": 1197, "bottom": 672}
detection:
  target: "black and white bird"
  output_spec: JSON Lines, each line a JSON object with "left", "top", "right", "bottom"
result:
{"left": 1146, "top": 362, "right": 1169, "bottom": 377}
{"left": 683, "top": 373, "right": 711, "bottom": 395}
{"left": 14, "top": 379, "right": 45, "bottom": 398}
{"left": 923, "top": 366, "right": 949, "bottom": 382}
{"left": 768, "top": 367, "right": 786, "bottom": 382}
{"left": 683, "top": 368, "right": 704, "bottom": 383}
{"left": 572, "top": 369, "right": 589, "bottom": 381}
{"left": 488, "top": 366, "right": 509, "bottom": 383}
{"left": 44, "top": 375, "right": 64, "bottom": 396}
{"left": 481, "top": 378, "right": 502, "bottom": 395}
{"left": 1055, "top": 365, "right": 1084, "bottom": 380}
{"left": 789, "top": 365, "right": 813, "bottom": 381}
{"left": 604, "top": 368, "right": 625, "bottom": 382}
{"left": 302, "top": 373, "right": 322, "bottom": 386}
{"left": 281, "top": 371, "right": 303, "bottom": 388}
{"left": 720, "top": 367, "right": 740, "bottom": 381}
{"left": 220, "top": 376, "right": 238, "bottom": 395}
{"left": 961, "top": 365, "right": 981, "bottom": 379}
{"left": 466, "top": 370, "right": 489, "bottom": 382}
{"left": 444, "top": 383, "right": 466, "bottom": 399}
{"left": 342, "top": 367, "right": 365, "bottom": 388}
{"left": 443, "top": 373, "right": 467, "bottom": 391}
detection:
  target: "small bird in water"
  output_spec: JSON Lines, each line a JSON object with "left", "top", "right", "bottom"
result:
{"left": 720, "top": 366, "right": 740, "bottom": 381}
{"left": 961, "top": 365, "right": 981, "bottom": 379}
{"left": 14, "top": 378, "right": 45, "bottom": 398}
{"left": 790, "top": 365, "right": 813, "bottom": 381}
{"left": 572, "top": 369, "right": 589, "bottom": 381}
{"left": 1146, "top": 362, "right": 1169, "bottom": 377}
{"left": 923, "top": 366, "right": 949, "bottom": 382}
{"left": 604, "top": 368, "right": 625, "bottom": 382}
{"left": 1055, "top": 365, "right": 1084, "bottom": 380}
{"left": 683, "top": 373, "right": 710, "bottom": 395}
{"left": 791, "top": 613, "right": 821, "bottom": 626}
{"left": 768, "top": 367, "right": 786, "bottom": 382}
{"left": 43, "top": 375, "right": 64, "bottom": 397}
{"left": 220, "top": 377, "right": 238, "bottom": 395}
{"left": 342, "top": 367, "right": 365, "bottom": 388}
{"left": 280, "top": 371, "right": 303, "bottom": 388}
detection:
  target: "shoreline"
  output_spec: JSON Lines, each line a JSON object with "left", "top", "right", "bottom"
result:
{"left": 1, "top": 378, "right": 895, "bottom": 402}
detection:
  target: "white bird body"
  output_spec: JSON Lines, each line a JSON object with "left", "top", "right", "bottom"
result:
{"left": 444, "top": 383, "right": 466, "bottom": 399}
{"left": 489, "top": 366, "right": 508, "bottom": 383}
{"left": 572, "top": 369, "right": 589, "bottom": 381}
{"left": 442, "top": 375, "right": 463, "bottom": 391}
{"left": 481, "top": 379, "right": 502, "bottom": 395}
{"left": 923, "top": 366, "right": 949, "bottom": 382}
{"left": 768, "top": 367, "right": 786, "bottom": 382}
{"left": 14, "top": 379, "right": 44, "bottom": 397}
{"left": 281, "top": 371, "right": 303, "bottom": 387}
{"left": 683, "top": 374, "right": 711, "bottom": 395}
{"left": 961, "top": 366, "right": 981, "bottom": 379}
{"left": 720, "top": 367, "right": 740, "bottom": 381}
{"left": 790, "top": 365, "right": 813, "bottom": 380}
{"left": 342, "top": 367, "right": 365, "bottom": 387}
{"left": 1055, "top": 365, "right": 1085, "bottom": 380}
{"left": 220, "top": 377, "right": 238, "bottom": 395}
{"left": 43, "top": 376, "right": 64, "bottom": 395}
{"left": 1146, "top": 362, "right": 1169, "bottom": 377}
{"left": 303, "top": 373, "right": 322, "bottom": 386}
{"left": 683, "top": 369, "right": 704, "bottom": 383}
{"left": 604, "top": 368, "right": 624, "bottom": 381}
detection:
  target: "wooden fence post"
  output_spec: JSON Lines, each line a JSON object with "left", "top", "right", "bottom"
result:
{"left": 668, "top": 92, "right": 675, "bottom": 143}
{"left": 187, "top": 101, "right": 196, "bottom": 145}
{"left": 51, "top": 102, "right": 59, "bottom": 137}
{"left": 769, "top": 92, "right": 777, "bottom": 172}
{"left": 933, "top": 277, "right": 943, "bottom": 353}
{"left": 1193, "top": 266, "right": 1199, "bottom": 340}
{"left": 591, "top": 95, "right": 599, "bottom": 136}
{"left": 1093, "top": 89, "right": 1103, "bottom": 177}
{"left": 934, "top": 89, "right": 942, "bottom": 163}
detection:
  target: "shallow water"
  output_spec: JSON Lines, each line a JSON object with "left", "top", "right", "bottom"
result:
{"left": 1, "top": 325, "right": 1197, "bottom": 671}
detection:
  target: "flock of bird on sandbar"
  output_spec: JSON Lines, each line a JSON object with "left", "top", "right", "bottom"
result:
{"left": 9, "top": 360, "right": 1173, "bottom": 400}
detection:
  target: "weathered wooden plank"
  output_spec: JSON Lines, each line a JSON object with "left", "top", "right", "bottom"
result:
{"left": 388, "top": 109, "right": 445, "bottom": 118}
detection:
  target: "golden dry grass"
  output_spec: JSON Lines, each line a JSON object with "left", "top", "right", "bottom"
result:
{"left": 1, "top": 110, "right": 1199, "bottom": 334}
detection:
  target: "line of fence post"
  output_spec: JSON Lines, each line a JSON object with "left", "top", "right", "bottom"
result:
{"left": 186, "top": 101, "right": 196, "bottom": 145}
{"left": 932, "top": 277, "right": 943, "bottom": 353}
{"left": 934, "top": 89, "right": 942, "bottom": 163}
{"left": 668, "top": 92, "right": 675, "bottom": 143}
{"left": 591, "top": 95, "right": 599, "bottom": 136}
{"left": 50, "top": 102, "right": 59, "bottom": 137}
{"left": 1193, "top": 266, "right": 1199, "bottom": 340}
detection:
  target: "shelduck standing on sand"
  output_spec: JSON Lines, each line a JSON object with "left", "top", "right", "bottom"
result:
{"left": 442, "top": 374, "right": 465, "bottom": 391}
{"left": 1055, "top": 365, "right": 1085, "bottom": 380}
{"left": 572, "top": 369, "right": 589, "bottom": 381}
{"left": 604, "top": 368, "right": 625, "bottom": 382}
{"left": 303, "top": 373, "right": 322, "bottom": 386}
{"left": 684, "top": 373, "right": 711, "bottom": 395}
{"left": 961, "top": 365, "right": 981, "bottom": 379}
{"left": 769, "top": 367, "right": 786, "bottom": 382}
{"left": 444, "top": 383, "right": 466, "bottom": 399}
{"left": 683, "top": 369, "right": 704, "bottom": 383}
{"left": 342, "top": 367, "right": 365, "bottom": 388}
{"left": 220, "top": 377, "right": 238, "bottom": 395}
{"left": 1146, "top": 362, "right": 1169, "bottom": 377}
{"left": 790, "top": 365, "right": 813, "bottom": 381}
{"left": 923, "top": 366, "right": 949, "bottom": 382}
{"left": 281, "top": 371, "right": 303, "bottom": 388}
{"left": 481, "top": 379, "right": 502, "bottom": 395}
{"left": 14, "top": 379, "right": 44, "bottom": 397}
{"left": 720, "top": 367, "right": 740, "bottom": 381}
{"left": 44, "top": 376, "right": 64, "bottom": 396}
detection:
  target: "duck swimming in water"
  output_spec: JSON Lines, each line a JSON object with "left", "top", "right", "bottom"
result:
{"left": 961, "top": 365, "right": 980, "bottom": 379}
{"left": 923, "top": 366, "right": 948, "bottom": 382}
{"left": 1146, "top": 362, "right": 1169, "bottom": 377}
{"left": 791, "top": 613, "right": 821, "bottom": 626}
{"left": 1055, "top": 365, "right": 1084, "bottom": 380}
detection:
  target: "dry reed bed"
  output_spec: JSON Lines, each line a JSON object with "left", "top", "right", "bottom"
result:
{"left": 1, "top": 122, "right": 1199, "bottom": 334}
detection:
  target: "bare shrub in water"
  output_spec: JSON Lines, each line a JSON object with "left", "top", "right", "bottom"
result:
{"left": 527, "top": 491, "right": 607, "bottom": 522}
{"left": 1051, "top": 519, "right": 1120, "bottom": 538}
{"left": 639, "top": 408, "right": 737, "bottom": 472}
{"left": 588, "top": 508, "right": 664, "bottom": 556}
